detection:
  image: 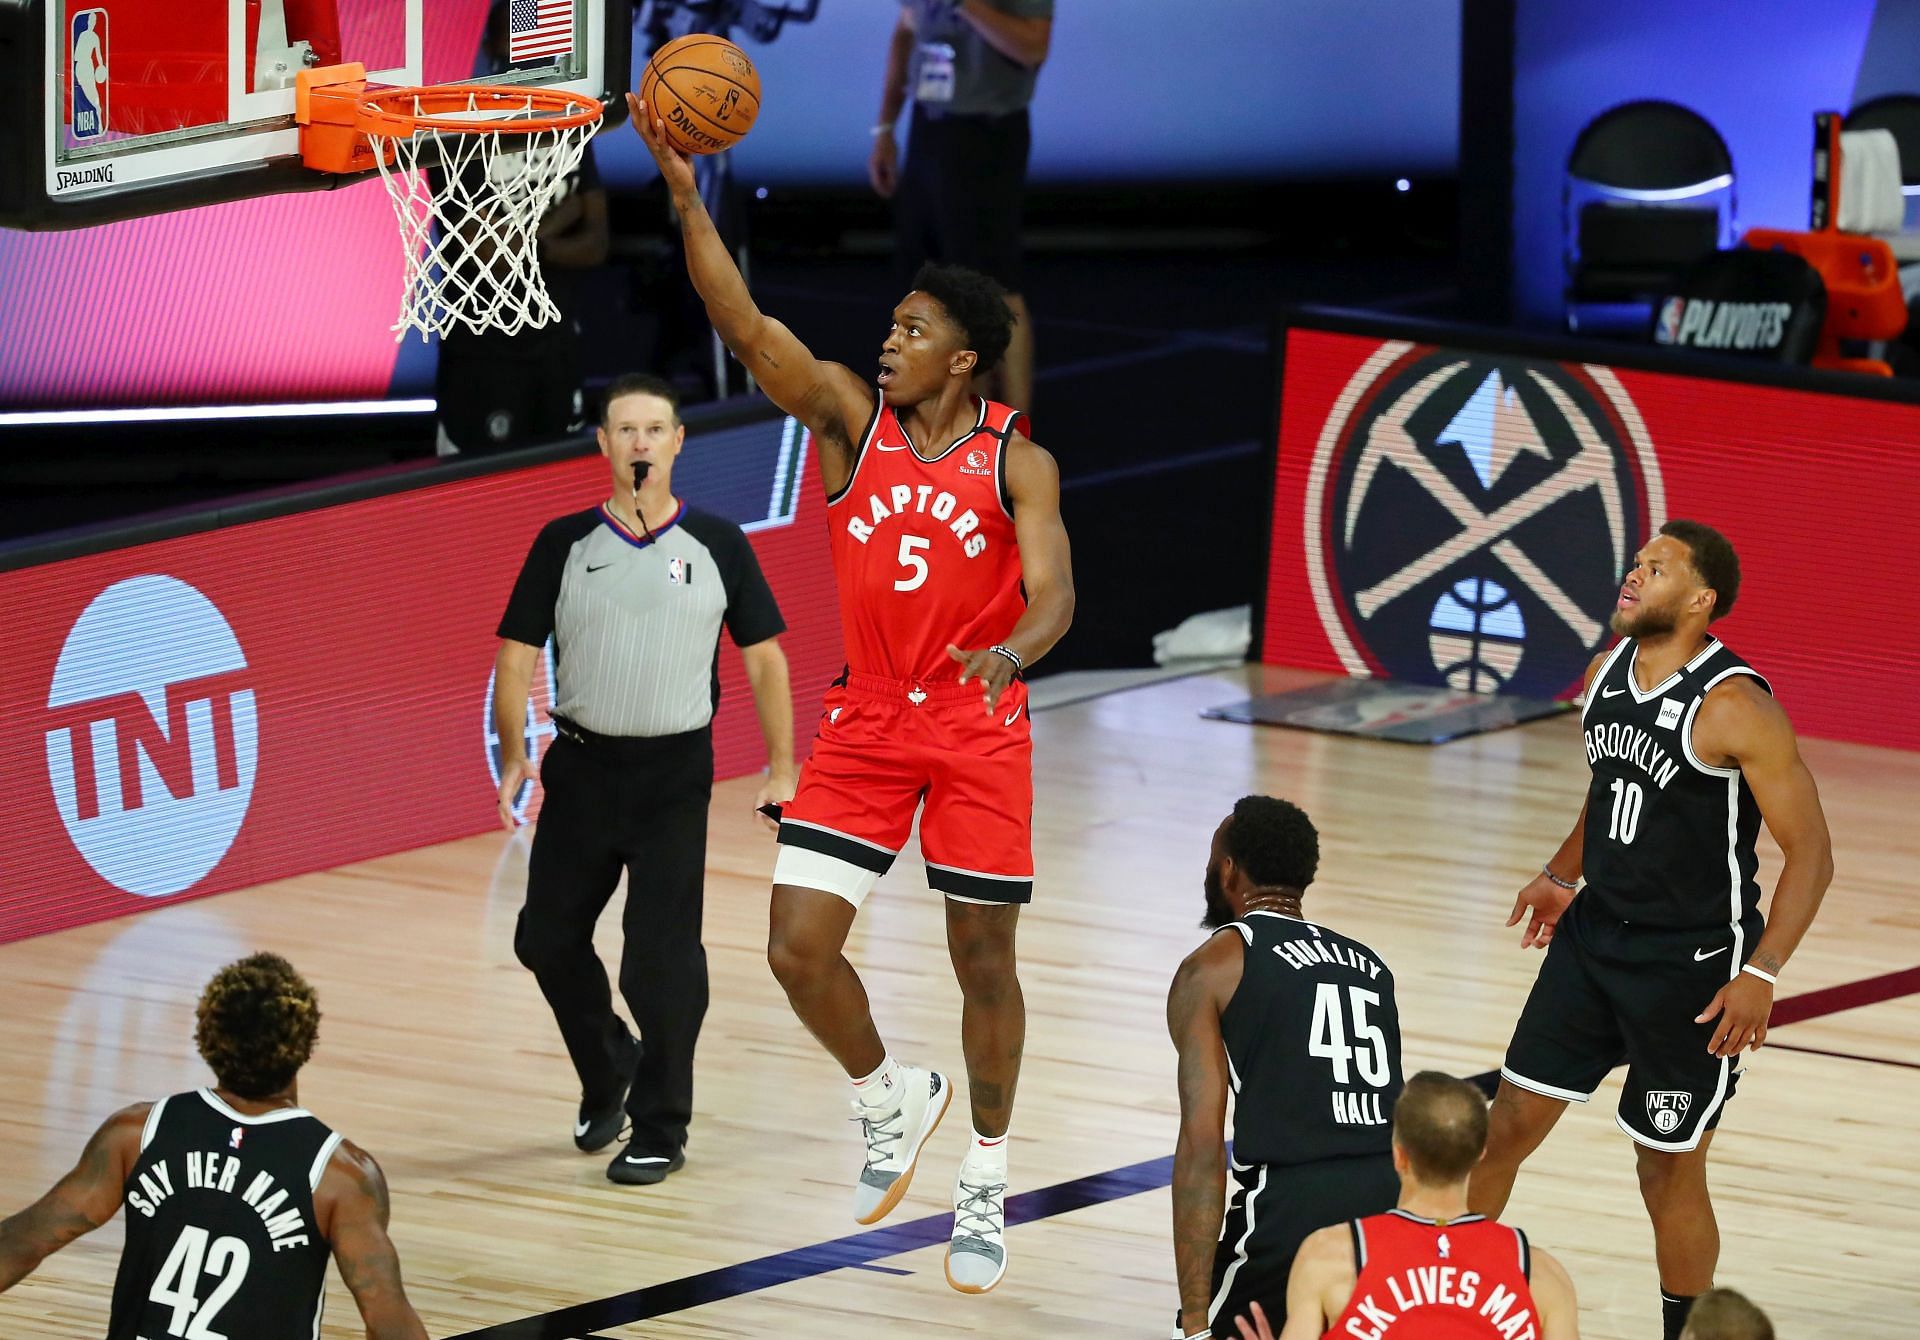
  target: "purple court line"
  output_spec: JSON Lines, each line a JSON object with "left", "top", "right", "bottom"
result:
{"left": 451, "top": 963, "right": 1920, "bottom": 1339}
{"left": 1764, "top": 1042, "right": 1920, "bottom": 1072}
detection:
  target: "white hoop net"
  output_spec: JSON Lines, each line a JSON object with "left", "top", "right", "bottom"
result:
{"left": 367, "top": 89, "right": 601, "bottom": 341}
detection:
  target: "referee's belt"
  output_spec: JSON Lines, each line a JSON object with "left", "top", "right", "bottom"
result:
{"left": 549, "top": 714, "right": 709, "bottom": 754}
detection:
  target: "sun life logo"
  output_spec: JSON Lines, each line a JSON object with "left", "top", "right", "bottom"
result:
{"left": 44, "top": 576, "right": 259, "bottom": 897}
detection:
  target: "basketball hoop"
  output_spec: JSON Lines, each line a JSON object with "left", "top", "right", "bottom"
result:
{"left": 299, "top": 68, "right": 604, "bottom": 341}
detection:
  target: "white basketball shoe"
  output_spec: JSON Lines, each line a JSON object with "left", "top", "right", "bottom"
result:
{"left": 850, "top": 1063, "right": 951, "bottom": 1224}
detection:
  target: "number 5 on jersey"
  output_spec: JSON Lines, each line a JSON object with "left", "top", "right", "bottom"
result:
{"left": 893, "top": 534, "right": 930, "bottom": 592}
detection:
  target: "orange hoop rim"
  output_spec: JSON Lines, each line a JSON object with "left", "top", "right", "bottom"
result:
{"left": 356, "top": 84, "right": 604, "bottom": 139}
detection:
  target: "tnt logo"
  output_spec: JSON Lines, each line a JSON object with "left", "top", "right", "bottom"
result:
{"left": 70, "top": 8, "right": 109, "bottom": 140}
{"left": 1645, "top": 1091, "right": 1693, "bottom": 1135}
{"left": 45, "top": 576, "right": 259, "bottom": 897}
{"left": 484, "top": 638, "right": 556, "bottom": 823}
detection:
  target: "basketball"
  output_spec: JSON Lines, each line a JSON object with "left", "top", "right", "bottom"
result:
{"left": 639, "top": 35, "right": 761, "bottom": 156}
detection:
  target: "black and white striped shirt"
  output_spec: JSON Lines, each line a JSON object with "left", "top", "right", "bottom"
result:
{"left": 498, "top": 503, "right": 785, "bottom": 737}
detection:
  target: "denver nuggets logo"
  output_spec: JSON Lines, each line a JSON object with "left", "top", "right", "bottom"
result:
{"left": 1304, "top": 343, "right": 1664, "bottom": 696}
{"left": 483, "top": 638, "right": 557, "bottom": 823}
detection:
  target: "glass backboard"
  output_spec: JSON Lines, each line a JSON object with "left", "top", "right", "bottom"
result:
{"left": 0, "top": 0, "right": 627, "bottom": 229}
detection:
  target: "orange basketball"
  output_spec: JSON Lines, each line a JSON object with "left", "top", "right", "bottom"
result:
{"left": 639, "top": 35, "right": 761, "bottom": 156}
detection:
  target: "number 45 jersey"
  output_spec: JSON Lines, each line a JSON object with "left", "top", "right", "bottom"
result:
{"left": 1580, "top": 636, "right": 1771, "bottom": 931}
{"left": 827, "top": 397, "right": 1030, "bottom": 684}
{"left": 109, "top": 1089, "right": 340, "bottom": 1340}
{"left": 1220, "top": 910, "right": 1404, "bottom": 1167}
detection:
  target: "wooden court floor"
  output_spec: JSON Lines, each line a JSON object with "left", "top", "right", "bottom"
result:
{"left": 2, "top": 665, "right": 1915, "bottom": 1338}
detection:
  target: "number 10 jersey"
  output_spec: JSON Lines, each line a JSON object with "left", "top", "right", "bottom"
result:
{"left": 826, "top": 396, "right": 1029, "bottom": 684}
{"left": 1580, "top": 635, "right": 1770, "bottom": 931}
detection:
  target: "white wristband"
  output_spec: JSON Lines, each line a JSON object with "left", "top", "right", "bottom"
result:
{"left": 870, "top": 122, "right": 896, "bottom": 137}
{"left": 1741, "top": 963, "right": 1778, "bottom": 985}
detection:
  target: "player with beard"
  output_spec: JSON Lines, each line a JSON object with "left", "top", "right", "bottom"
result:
{"left": 1167, "top": 796, "right": 1405, "bottom": 1339}
{"left": 1470, "top": 520, "right": 1834, "bottom": 1340}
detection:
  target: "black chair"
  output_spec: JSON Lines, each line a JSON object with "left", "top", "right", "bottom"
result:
{"left": 1564, "top": 100, "right": 1735, "bottom": 332}
{"left": 1651, "top": 248, "right": 1826, "bottom": 363}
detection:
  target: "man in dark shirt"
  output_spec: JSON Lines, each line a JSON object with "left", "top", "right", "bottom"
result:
{"left": 493, "top": 372, "right": 795, "bottom": 1184}
{"left": 1167, "top": 796, "right": 1404, "bottom": 1339}
{"left": 0, "top": 954, "right": 427, "bottom": 1340}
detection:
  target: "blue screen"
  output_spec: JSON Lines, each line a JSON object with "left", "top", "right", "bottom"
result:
{"left": 1509, "top": 0, "right": 1920, "bottom": 327}
{"left": 602, "top": 0, "right": 1460, "bottom": 187}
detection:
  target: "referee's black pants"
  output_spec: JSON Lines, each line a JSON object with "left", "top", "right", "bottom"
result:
{"left": 515, "top": 726, "right": 713, "bottom": 1154}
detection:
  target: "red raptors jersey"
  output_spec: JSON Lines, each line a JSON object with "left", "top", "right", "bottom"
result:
{"left": 827, "top": 396, "right": 1029, "bottom": 682}
{"left": 1325, "top": 1211, "right": 1539, "bottom": 1340}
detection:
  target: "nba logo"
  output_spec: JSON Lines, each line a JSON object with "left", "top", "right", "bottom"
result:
{"left": 1654, "top": 297, "right": 1685, "bottom": 346}
{"left": 667, "top": 556, "right": 686, "bottom": 585}
{"left": 229, "top": 1127, "right": 244, "bottom": 1151}
{"left": 70, "top": 9, "right": 109, "bottom": 140}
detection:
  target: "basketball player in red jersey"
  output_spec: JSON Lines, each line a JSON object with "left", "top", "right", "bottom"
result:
{"left": 1270, "top": 1073, "right": 1579, "bottom": 1340}
{"left": 631, "top": 101, "right": 1074, "bottom": 1294}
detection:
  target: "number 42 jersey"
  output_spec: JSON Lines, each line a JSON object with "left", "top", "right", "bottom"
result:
{"left": 1220, "top": 910, "right": 1405, "bottom": 1166}
{"left": 827, "top": 396, "right": 1030, "bottom": 684}
{"left": 109, "top": 1089, "right": 341, "bottom": 1340}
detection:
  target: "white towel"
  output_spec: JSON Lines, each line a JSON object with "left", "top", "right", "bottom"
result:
{"left": 1839, "top": 128, "right": 1905, "bottom": 234}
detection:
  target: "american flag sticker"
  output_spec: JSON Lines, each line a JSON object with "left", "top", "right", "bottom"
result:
{"left": 510, "top": 0, "right": 574, "bottom": 63}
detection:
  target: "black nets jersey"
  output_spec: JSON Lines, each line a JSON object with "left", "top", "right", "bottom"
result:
{"left": 1218, "top": 910, "right": 1404, "bottom": 1167}
{"left": 1580, "top": 636, "right": 1771, "bottom": 930}
{"left": 107, "top": 1090, "right": 341, "bottom": 1340}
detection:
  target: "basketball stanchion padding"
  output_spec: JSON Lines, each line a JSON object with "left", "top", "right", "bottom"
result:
{"left": 297, "top": 63, "right": 604, "bottom": 341}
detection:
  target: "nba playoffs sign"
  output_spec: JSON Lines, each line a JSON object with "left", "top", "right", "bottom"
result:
{"left": 1, "top": 420, "right": 842, "bottom": 945}
{"left": 1265, "top": 321, "right": 1920, "bottom": 752}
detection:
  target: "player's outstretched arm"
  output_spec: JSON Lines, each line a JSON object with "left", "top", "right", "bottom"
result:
{"left": 0, "top": 1104, "right": 141, "bottom": 1291}
{"left": 1530, "top": 1245, "right": 1581, "bottom": 1339}
{"left": 1167, "top": 934, "right": 1238, "bottom": 1339}
{"left": 626, "top": 96, "right": 872, "bottom": 465}
{"left": 947, "top": 435, "right": 1074, "bottom": 711}
{"left": 319, "top": 1143, "right": 428, "bottom": 1340}
{"left": 1692, "top": 678, "right": 1834, "bottom": 1056}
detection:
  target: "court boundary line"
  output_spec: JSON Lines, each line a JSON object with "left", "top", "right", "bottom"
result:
{"left": 445, "top": 963, "right": 1919, "bottom": 1338}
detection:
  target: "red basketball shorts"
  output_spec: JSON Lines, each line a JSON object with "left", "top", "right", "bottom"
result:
{"left": 775, "top": 671, "right": 1034, "bottom": 906}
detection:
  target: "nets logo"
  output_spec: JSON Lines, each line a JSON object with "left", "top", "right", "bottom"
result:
{"left": 1646, "top": 1090, "right": 1693, "bottom": 1135}
{"left": 69, "top": 8, "right": 109, "bottom": 140}
{"left": 44, "top": 576, "right": 259, "bottom": 897}
{"left": 1304, "top": 343, "right": 1664, "bottom": 697}
{"left": 483, "top": 639, "right": 556, "bottom": 823}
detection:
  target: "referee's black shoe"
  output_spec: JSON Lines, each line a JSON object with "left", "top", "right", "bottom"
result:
{"left": 606, "top": 1139, "right": 686, "bottom": 1186}
{"left": 574, "top": 1034, "right": 641, "bottom": 1153}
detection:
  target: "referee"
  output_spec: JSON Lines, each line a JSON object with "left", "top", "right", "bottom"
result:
{"left": 492, "top": 372, "right": 795, "bottom": 1186}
